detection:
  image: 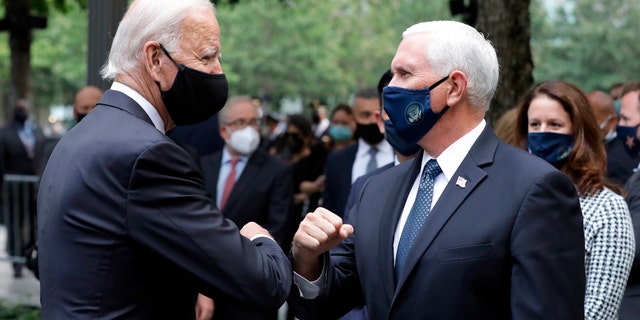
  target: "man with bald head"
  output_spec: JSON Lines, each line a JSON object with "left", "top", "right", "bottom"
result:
{"left": 37, "top": 0, "right": 291, "bottom": 318}
{"left": 73, "top": 85, "right": 103, "bottom": 123}
{"left": 587, "top": 90, "right": 637, "bottom": 186}
{"left": 587, "top": 91, "right": 618, "bottom": 143}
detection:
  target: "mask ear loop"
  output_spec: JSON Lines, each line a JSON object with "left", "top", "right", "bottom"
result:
{"left": 429, "top": 75, "right": 451, "bottom": 115}
{"left": 155, "top": 43, "right": 180, "bottom": 92}
{"left": 158, "top": 44, "right": 179, "bottom": 67}
{"left": 428, "top": 75, "right": 450, "bottom": 90}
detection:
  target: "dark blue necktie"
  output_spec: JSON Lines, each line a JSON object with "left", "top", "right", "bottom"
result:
{"left": 395, "top": 159, "right": 442, "bottom": 281}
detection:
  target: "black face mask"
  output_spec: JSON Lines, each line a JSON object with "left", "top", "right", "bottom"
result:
{"left": 355, "top": 122, "right": 385, "bottom": 145}
{"left": 286, "top": 135, "right": 304, "bottom": 154}
{"left": 13, "top": 110, "right": 28, "bottom": 125}
{"left": 158, "top": 44, "right": 228, "bottom": 125}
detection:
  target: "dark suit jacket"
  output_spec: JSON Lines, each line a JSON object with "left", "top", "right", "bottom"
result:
{"left": 322, "top": 144, "right": 358, "bottom": 216}
{"left": 0, "top": 121, "right": 46, "bottom": 177}
{"left": 343, "top": 162, "right": 395, "bottom": 222}
{"left": 290, "top": 126, "right": 585, "bottom": 320}
{"left": 621, "top": 171, "right": 640, "bottom": 319}
{"left": 200, "top": 148, "right": 294, "bottom": 250}
{"left": 37, "top": 90, "right": 291, "bottom": 319}
{"left": 200, "top": 149, "right": 293, "bottom": 320}
{"left": 606, "top": 137, "right": 640, "bottom": 186}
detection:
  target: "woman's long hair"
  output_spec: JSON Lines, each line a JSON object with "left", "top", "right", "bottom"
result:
{"left": 515, "top": 80, "right": 624, "bottom": 196}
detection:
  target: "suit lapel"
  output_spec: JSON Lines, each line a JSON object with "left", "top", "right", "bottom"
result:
{"left": 378, "top": 154, "right": 422, "bottom": 302}
{"left": 344, "top": 144, "right": 358, "bottom": 185}
{"left": 209, "top": 153, "right": 223, "bottom": 203}
{"left": 224, "top": 150, "right": 265, "bottom": 212}
{"left": 393, "top": 126, "right": 498, "bottom": 293}
{"left": 97, "top": 90, "right": 154, "bottom": 127}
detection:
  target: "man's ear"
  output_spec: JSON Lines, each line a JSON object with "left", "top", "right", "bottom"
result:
{"left": 375, "top": 110, "right": 385, "bottom": 134}
{"left": 220, "top": 124, "right": 230, "bottom": 141}
{"left": 446, "top": 70, "right": 467, "bottom": 107}
{"left": 144, "top": 41, "right": 164, "bottom": 85}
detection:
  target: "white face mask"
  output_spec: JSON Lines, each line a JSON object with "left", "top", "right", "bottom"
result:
{"left": 227, "top": 126, "right": 260, "bottom": 155}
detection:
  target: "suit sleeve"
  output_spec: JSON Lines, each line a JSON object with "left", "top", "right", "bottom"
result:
{"left": 126, "top": 140, "right": 291, "bottom": 310}
{"left": 625, "top": 173, "right": 640, "bottom": 282}
{"left": 510, "top": 169, "right": 585, "bottom": 319}
{"left": 264, "top": 164, "right": 295, "bottom": 249}
{"left": 322, "top": 153, "right": 339, "bottom": 213}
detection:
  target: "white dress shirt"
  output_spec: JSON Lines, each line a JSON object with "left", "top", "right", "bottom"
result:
{"left": 352, "top": 138, "right": 394, "bottom": 183}
{"left": 110, "top": 82, "right": 165, "bottom": 133}
{"left": 216, "top": 147, "right": 249, "bottom": 208}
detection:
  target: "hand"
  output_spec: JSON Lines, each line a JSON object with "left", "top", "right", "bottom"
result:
{"left": 314, "top": 175, "right": 325, "bottom": 193}
{"left": 195, "top": 293, "right": 214, "bottom": 320}
{"left": 291, "top": 207, "right": 354, "bottom": 280}
{"left": 240, "top": 222, "right": 274, "bottom": 241}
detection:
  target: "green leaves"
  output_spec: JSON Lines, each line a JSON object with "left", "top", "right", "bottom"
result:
{"left": 531, "top": 0, "right": 640, "bottom": 91}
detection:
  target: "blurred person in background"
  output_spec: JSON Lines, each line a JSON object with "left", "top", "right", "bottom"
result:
{"left": 199, "top": 96, "right": 294, "bottom": 319}
{"left": 322, "top": 88, "right": 394, "bottom": 216}
{"left": 0, "top": 99, "right": 46, "bottom": 278}
{"left": 325, "top": 103, "right": 356, "bottom": 152}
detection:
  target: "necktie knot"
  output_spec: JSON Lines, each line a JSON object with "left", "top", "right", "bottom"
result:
{"left": 424, "top": 159, "right": 442, "bottom": 180}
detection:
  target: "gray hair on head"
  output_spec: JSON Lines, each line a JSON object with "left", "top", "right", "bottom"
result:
{"left": 403, "top": 21, "right": 499, "bottom": 111}
{"left": 100, "top": 0, "right": 216, "bottom": 80}
{"left": 218, "top": 95, "right": 256, "bottom": 125}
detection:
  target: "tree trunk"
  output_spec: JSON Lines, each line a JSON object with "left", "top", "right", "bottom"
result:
{"left": 475, "top": 0, "right": 533, "bottom": 126}
{"left": 6, "top": 0, "right": 33, "bottom": 118}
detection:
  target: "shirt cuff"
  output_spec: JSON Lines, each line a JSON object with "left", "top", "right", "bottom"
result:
{"left": 293, "top": 255, "right": 327, "bottom": 299}
{"left": 250, "top": 234, "right": 275, "bottom": 242}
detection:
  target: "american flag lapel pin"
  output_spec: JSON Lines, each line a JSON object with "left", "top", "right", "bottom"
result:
{"left": 456, "top": 176, "right": 467, "bottom": 189}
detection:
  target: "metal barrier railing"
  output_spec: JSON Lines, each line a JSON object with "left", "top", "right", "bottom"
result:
{"left": 1, "top": 174, "right": 40, "bottom": 266}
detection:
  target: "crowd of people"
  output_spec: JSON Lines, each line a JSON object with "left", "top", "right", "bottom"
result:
{"left": 0, "top": 0, "right": 637, "bottom": 319}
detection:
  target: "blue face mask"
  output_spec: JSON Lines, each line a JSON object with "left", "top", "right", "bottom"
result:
{"left": 616, "top": 125, "right": 640, "bottom": 156}
{"left": 329, "top": 125, "right": 352, "bottom": 142}
{"left": 383, "top": 75, "right": 449, "bottom": 144}
{"left": 384, "top": 120, "right": 421, "bottom": 156}
{"left": 527, "top": 132, "right": 573, "bottom": 166}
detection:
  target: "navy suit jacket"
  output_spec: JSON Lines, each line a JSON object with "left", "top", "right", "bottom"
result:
{"left": 606, "top": 137, "right": 640, "bottom": 186}
{"left": 200, "top": 148, "right": 294, "bottom": 250}
{"left": 290, "top": 126, "right": 585, "bottom": 319}
{"left": 322, "top": 144, "right": 358, "bottom": 216}
{"left": 343, "top": 162, "right": 395, "bottom": 222}
{"left": 37, "top": 90, "right": 291, "bottom": 319}
{"left": 621, "top": 171, "right": 640, "bottom": 319}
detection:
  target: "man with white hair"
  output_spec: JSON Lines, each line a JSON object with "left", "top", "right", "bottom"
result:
{"left": 288, "top": 20, "right": 585, "bottom": 319}
{"left": 37, "top": 1, "right": 291, "bottom": 318}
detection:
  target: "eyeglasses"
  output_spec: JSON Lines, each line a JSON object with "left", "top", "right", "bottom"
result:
{"left": 224, "top": 118, "right": 262, "bottom": 128}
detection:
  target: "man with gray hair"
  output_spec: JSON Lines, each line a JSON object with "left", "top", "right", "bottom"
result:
{"left": 37, "top": 0, "right": 291, "bottom": 319}
{"left": 288, "top": 20, "right": 585, "bottom": 319}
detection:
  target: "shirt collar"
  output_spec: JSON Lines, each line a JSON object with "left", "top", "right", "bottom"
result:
{"left": 356, "top": 138, "right": 392, "bottom": 158}
{"left": 222, "top": 147, "right": 249, "bottom": 164}
{"left": 110, "top": 82, "right": 165, "bottom": 133}
{"left": 422, "top": 119, "right": 486, "bottom": 181}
